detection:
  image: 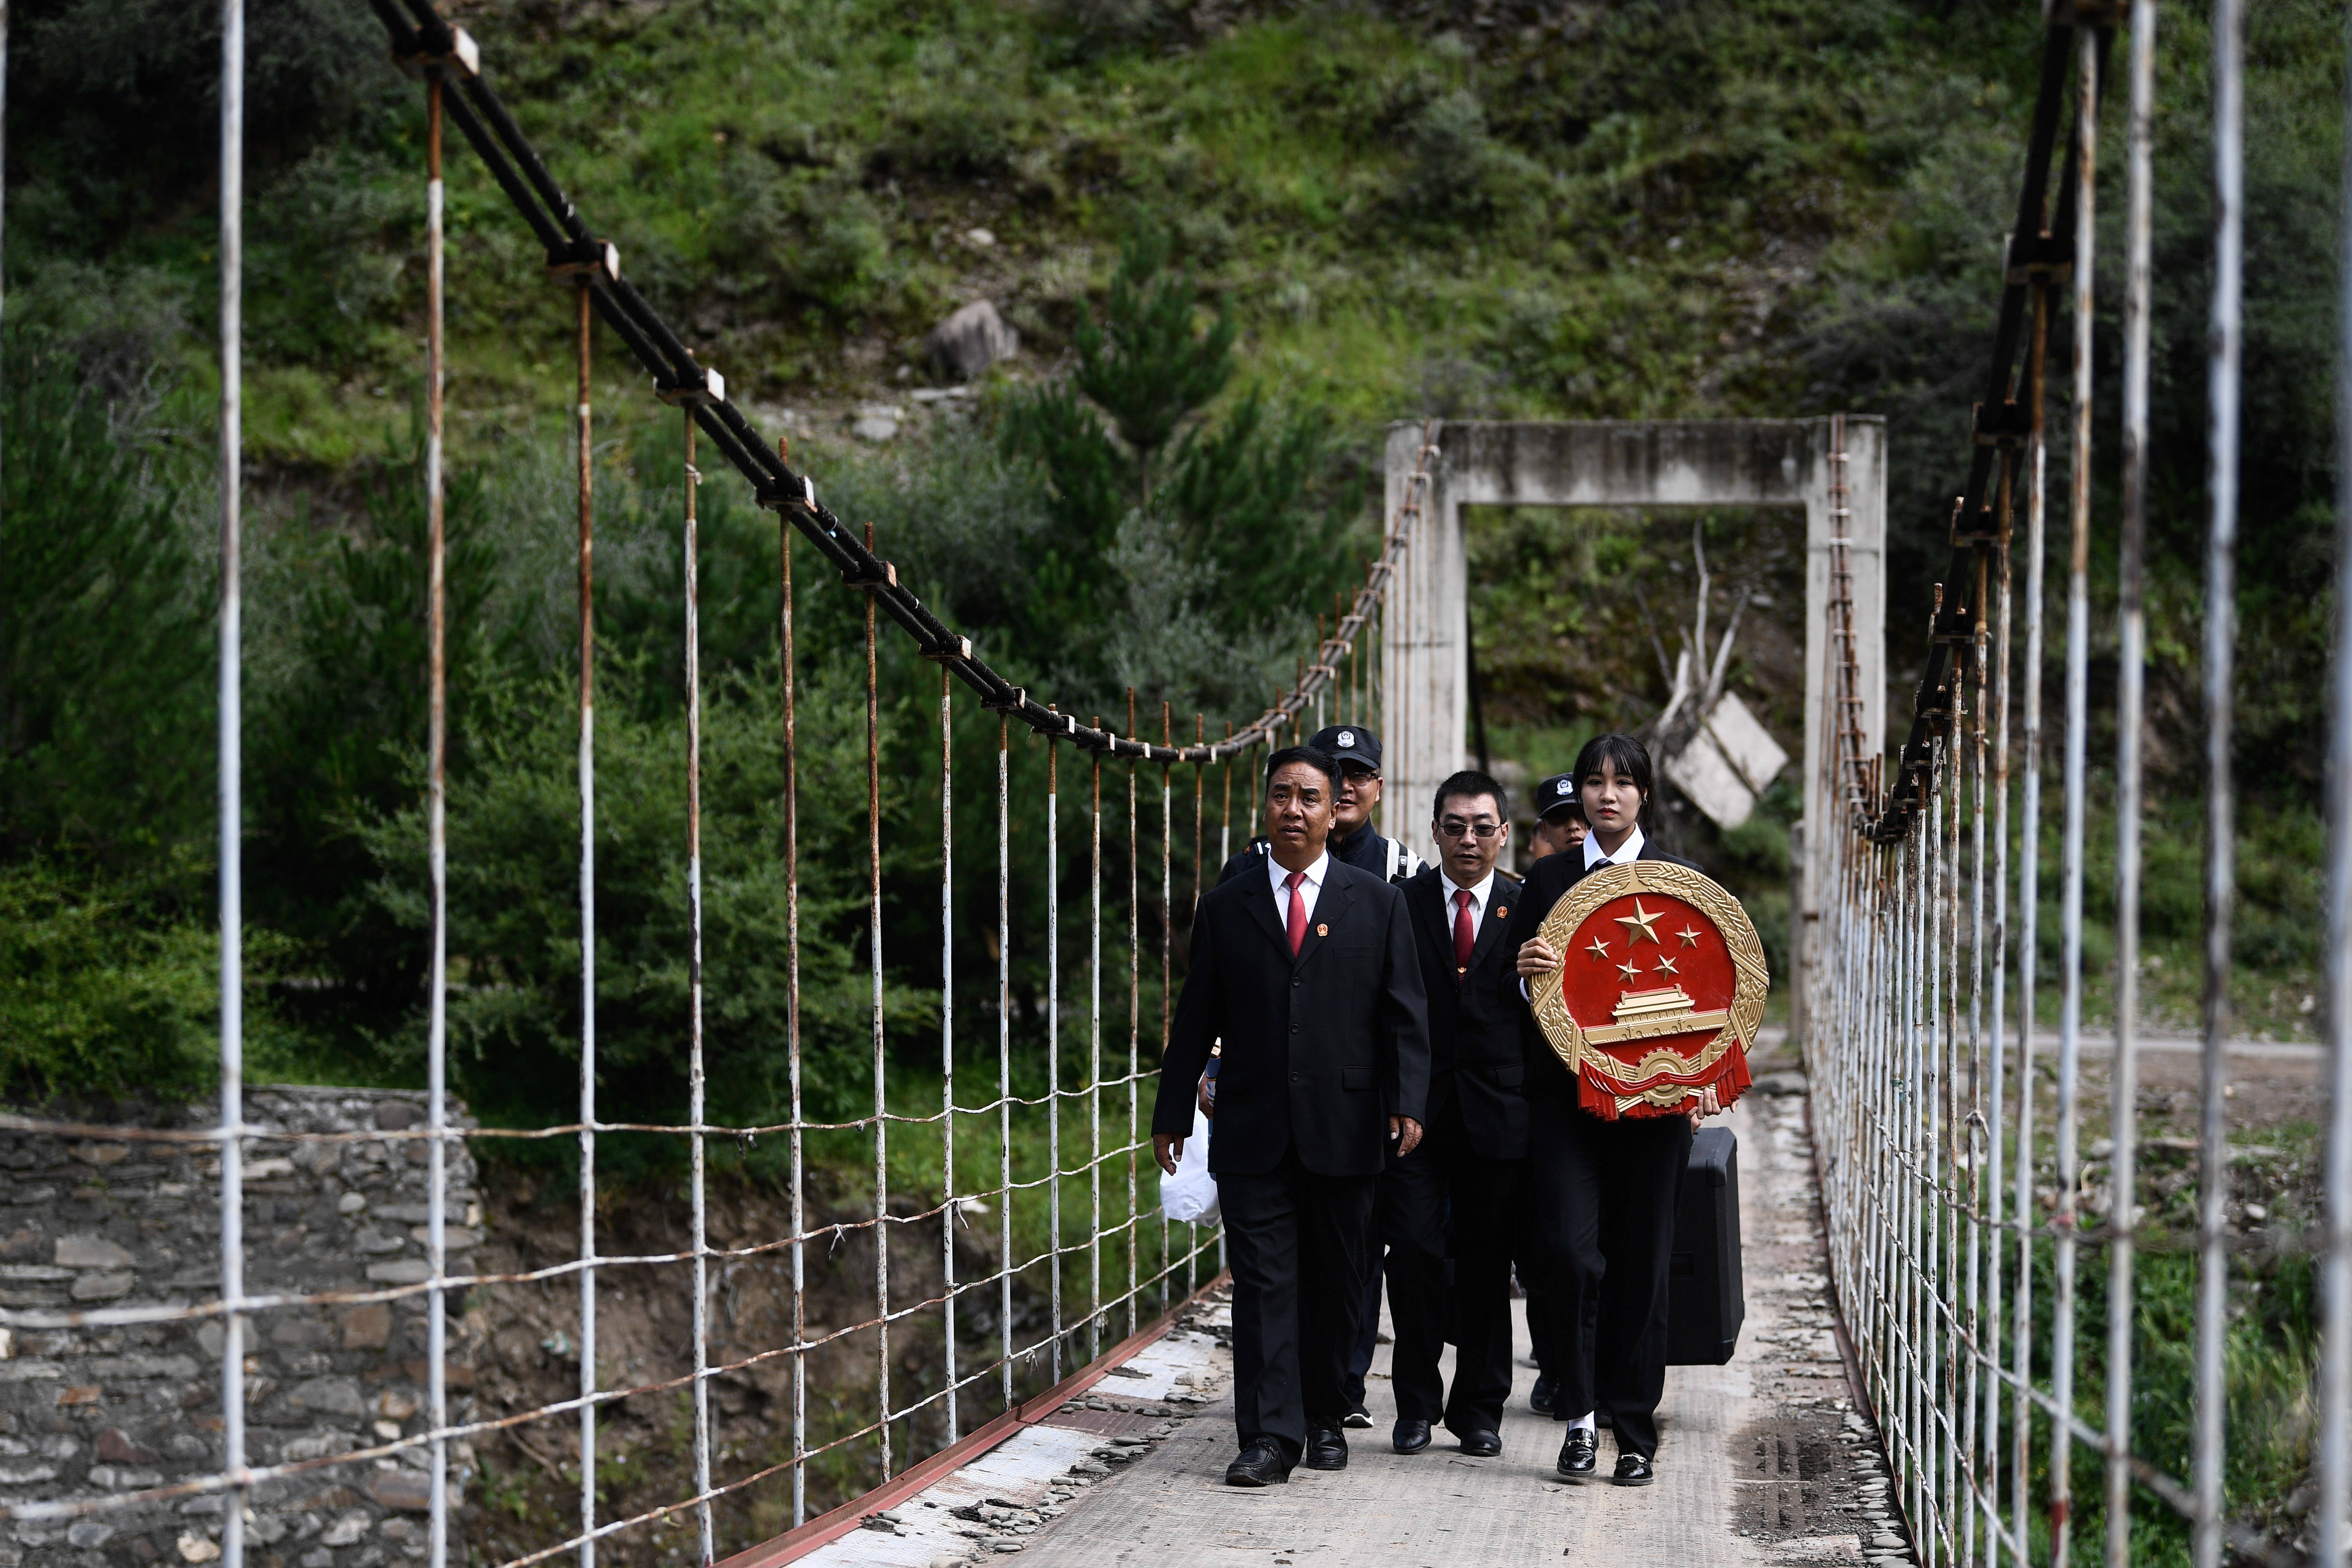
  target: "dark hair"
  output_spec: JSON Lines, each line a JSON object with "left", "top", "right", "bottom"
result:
{"left": 1433, "top": 769, "right": 1509, "bottom": 822}
{"left": 1573, "top": 732, "right": 1654, "bottom": 821}
{"left": 1264, "top": 745, "right": 1342, "bottom": 796}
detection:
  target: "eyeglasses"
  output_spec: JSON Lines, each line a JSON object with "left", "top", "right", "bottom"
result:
{"left": 1437, "top": 820, "right": 1503, "bottom": 839}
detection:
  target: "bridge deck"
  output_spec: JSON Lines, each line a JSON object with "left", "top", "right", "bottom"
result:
{"left": 799, "top": 1054, "right": 1914, "bottom": 1568}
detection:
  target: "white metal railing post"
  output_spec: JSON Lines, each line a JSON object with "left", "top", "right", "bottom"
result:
{"left": 2050, "top": 28, "right": 2102, "bottom": 1564}
{"left": 1090, "top": 736, "right": 1103, "bottom": 1358}
{"left": 997, "top": 717, "right": 1013, "bottom": 1411}
{"left": 1047, "top": 725, "right": 1064, "bottom": 1383}
{"left": 423, "top": 63, "right": 452, "bottom": 1568}
{"left": 2191, "top": 3, "right": 2244, "bottom": 1563}
{"left": 683, "top": 409, "right": 712, "bottom": 1564}
{"left": 2106, "top": 8, "right": 2156, "bottom": 1563}
{"left": 780, "top": 512, "right": 806, "bottom": 1530}
{"left": 1127, "top": 696, "right": 1140, "bottom": 1340}
{"left": 2013, "top": 273, "right": 2053, "bottom": 1568}
{"left": 940, "top": 668, "right": 958, "bottom": 1442}
{"left": 1982, "top": 369, "right": 2021, "bottom": 1568}
{"left": 573, "top": 270, "right": 599, "bottom": 1568}
{"left": 864, "top": 526, "right": 891, "bottom": 1480}
{"left": 216, "top": 7, "right": 246, "bottom": 1567}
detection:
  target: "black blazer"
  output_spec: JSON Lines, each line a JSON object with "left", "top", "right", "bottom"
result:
{"left": 1499, "top": 842, "right": 1703, "bottom": 1102}
{"left": 1403, "top": 866, "right": 1531, "bottom": 1158}
{"left": 1151, "top": 858, "right": 1431, "bottom": 1177}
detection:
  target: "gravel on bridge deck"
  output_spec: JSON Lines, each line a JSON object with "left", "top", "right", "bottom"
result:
{"left": 799, "top": 1053, "right": 1917, "bottom": 1568}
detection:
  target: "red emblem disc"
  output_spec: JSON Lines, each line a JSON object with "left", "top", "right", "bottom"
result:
{"left": 1530, "top": 861, "right": 1767, "bottom": 1120}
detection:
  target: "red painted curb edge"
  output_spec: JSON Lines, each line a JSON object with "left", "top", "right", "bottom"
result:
{"left": 713, "top": 1271, "right": 1232, "bottom": 1568}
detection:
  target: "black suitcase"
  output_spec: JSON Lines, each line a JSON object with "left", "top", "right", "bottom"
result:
{"left": 1666, "top": 1125, "right": 1744, "bottom": 1365}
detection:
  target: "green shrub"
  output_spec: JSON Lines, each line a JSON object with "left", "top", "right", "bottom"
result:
{"left": 0, "top": 858, "right": 223, "bottom": 1102}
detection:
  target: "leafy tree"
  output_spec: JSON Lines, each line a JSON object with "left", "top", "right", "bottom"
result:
{"left": 1001, "top": 230, "right": 1356, "bottom": 713}
{"left": 0, "top": 332, "right": 211, "bottom": 864}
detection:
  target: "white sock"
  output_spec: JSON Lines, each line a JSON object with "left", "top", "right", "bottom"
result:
{"left": 1568, "top": 1411, "right": 1596, "bottom": 1433}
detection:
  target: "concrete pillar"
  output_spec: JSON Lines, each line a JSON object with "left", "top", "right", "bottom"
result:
{"left": 1376, "top": 418, "right": 1884, "bottom": 919}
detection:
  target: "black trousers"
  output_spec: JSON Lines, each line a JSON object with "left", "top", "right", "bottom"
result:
{"left": 1524, "top": 1093, "right": 1692, "bottom": 1460}
{"left": 1372, "top": 1131, "right": 1450, "bottom": 1425}
{"left": 1355, "top": 1106, "right": 1526, "bottom": 1439}
{"left": 1436, "top": 1143, "right": 1526, "bottom": 1437}
{"left": 1218, "top": 1144, "right": 1378, "bottom": 1460}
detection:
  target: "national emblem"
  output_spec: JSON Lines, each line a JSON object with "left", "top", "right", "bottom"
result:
{"left": 1528, "top": 861, "right": 1767, "bottom": 1121}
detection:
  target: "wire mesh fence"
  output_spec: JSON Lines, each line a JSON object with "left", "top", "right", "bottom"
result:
{"left": 0, "top": 2, "right": 1443, "bottom": 1564}
{"left": 9, "top": 2, "right": 2352, "bottom": 1568}
{"left": 1803, "top": 7, "right": 2352, "bottom": 1567}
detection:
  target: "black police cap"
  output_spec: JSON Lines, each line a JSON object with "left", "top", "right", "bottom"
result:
{"left": 1536, "top": 772, "right": 1584, "bottom": 820}
{"left": 1307, "top": 726, "right": 1381, "bottom": 771}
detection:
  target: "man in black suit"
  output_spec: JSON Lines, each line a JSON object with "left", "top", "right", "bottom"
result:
{"left": 1382, "top": 769, "right": 1527, "bottom": 1458}
{"left": 1152, "top": 747, "right": 1431, "bottom": 1487}
{"left": 1207, "top": 726, "right": 1422, "bottom": 1431}
{"left": 1498, "top": 733, "right": 1718, "bottom": 1488}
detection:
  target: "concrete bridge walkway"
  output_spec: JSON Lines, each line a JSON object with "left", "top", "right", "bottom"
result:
{"left": 793, "top": 1051, "right": 1916, "bottom": 1568}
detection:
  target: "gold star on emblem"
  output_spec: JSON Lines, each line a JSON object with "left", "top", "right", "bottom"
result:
{"left": 1616, "top": 959, "right": 1642, "bottom": 983}
{"left": 1615, "top": 899, "right": 1664, "bottom": 946}
{"left": 1676, "top": 925, "right": 1703, "bottom": 948}
{"left": 1585, "top": 937, "right": 1612, "bottom": 962}
{"left": 1655, "top": 954, "right": 1679, "bottom": 976}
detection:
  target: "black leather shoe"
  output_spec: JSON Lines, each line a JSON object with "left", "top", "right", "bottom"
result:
{"left": 1303, "top": 1421, "right": 1350, "bottom": 1471}
{"left": 1392, "top": 1419, "right": 1432, "bottom": 1454}
{"left": 1555, "top": 1429, "right": 1598, "bottom": 1482}
{"left": 1613, "top": 1452, "right": 1655, "bottom": 1486}
{"left": 1224, "top": 1440, "right": 1291, "bottom": 1487}
{"left": 1340, "top": 1403, "right": 1374, "bottom": 1430}
{"left": 1457, "top": 1429, "right": 1501, "bottom": 1457}
{"left": 1529, "top": 1373, "right": 1558, "bottom": 1414}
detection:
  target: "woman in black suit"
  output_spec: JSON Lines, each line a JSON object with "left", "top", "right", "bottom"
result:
{"left": 1498, "top": 732, "right": 1719, "bottom": 1487}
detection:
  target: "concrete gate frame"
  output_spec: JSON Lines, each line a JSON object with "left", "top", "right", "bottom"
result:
{"left": 1376, "top": 418, "right": 1887, "bottom": 971}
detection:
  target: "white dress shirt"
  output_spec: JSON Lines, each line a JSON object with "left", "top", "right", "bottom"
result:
{"left": 1519, "top": 828, "right": 1647, "bottom": 1001}
{"left": 1441, "top": 868, "right": 1498, "bottom": 940}
{"left": 1582, "top": 821, "right": 1647, "bottom": 871}
{"left": 1268, "top": 850, "right": 1331, "bottom": 930}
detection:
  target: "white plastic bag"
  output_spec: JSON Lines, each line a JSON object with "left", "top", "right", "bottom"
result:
{"left": 1158, "top": 1104, "right": 1220, "bottom": 1226}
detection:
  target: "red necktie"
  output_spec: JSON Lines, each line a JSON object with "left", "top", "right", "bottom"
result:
{"left": 1285, "top": 870, "right": 1308, "bottom": 956}
{"left": 1453, "top": 888, "right": 1476, "bottom": 982}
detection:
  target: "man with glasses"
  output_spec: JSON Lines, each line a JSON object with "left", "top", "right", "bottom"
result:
{"left": 1378, "top": 769, "right": 1526, "bottom": 1456}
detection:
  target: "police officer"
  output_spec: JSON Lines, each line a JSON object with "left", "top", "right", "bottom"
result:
{"left": 1219, "top": 726, "right": 1425, "bottom": 891}
{"left": 1526, "top": 771, "right": 1589, "bottom": 865}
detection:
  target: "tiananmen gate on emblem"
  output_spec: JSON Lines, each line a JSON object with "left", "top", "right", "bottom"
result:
{"left": 1529, "top": 860, "right": 1768, "bottom": 1121}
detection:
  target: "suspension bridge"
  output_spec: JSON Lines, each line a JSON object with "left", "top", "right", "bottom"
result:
{"left": 0, "top": 2, "right": 2346, "bottom": 1568}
